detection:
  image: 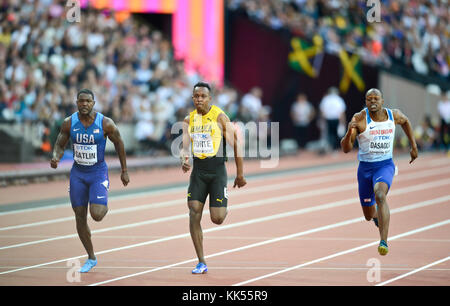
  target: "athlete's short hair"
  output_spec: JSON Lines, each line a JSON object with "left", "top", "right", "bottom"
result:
{"left": 193, "top": 82, "right": 211, "bottom": 94}
{"left": 77, "top": 88, "right": 95, "bottom": 100}
{"left": 366, "top": 88, "right": 382, "bottom": 98}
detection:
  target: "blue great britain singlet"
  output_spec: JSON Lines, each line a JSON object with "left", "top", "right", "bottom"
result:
{"left": 70, "top": 112, "right": 106, "bottom": 170}
{"left": 357, "top": 108, "right": 395, "bottom": 162}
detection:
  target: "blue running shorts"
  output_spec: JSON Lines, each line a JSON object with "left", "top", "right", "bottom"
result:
{"left": 357, "top": 158, "right": 395, "bottom": 207}
{"left": 69, "top": 162, "right": 109, "bottom": 208}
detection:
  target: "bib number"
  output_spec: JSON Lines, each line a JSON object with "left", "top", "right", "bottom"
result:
{"left": 192, "top": 133, "right": 214, "bottom": 154}
{"left": 74, "top": 144, "right": 98, "bottom": 166}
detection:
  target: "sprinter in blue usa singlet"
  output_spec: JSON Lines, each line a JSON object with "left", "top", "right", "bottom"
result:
{"left": 340, "top": 88, "right": 418, "bottom": 256}
{"left": 69, "top": 111, "right": 109, "bottom": 207}
{"left": 51, "top": 89, "right": 130, "bottom": 273}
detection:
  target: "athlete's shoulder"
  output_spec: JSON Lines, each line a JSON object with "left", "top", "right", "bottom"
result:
{"left": 61, "top": 115, "right": 73, "bottom": 131}
{"left": 212, "top": 104, "right": 224, "bottom": 112}
{"left": 353, "top": 109, "right": 366, "bottom": 122}
{"left": 101, "top": 115, "right": 118, "bottom": 134}
{"left": 188, "top": 108, "right": 198, "bottom": 117}
{"left": 390, "top": 108, "right": 402, "bottom": 116}
{"left": 390, "top": 108, "right": 408, "bottom": 124}
{"left": 212, "top": 105, "right": 228, "bottom": 121}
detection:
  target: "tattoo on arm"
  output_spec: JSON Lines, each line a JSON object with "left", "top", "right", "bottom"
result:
{"left": 53, "top": 119, "right": 71, "bottom": 161}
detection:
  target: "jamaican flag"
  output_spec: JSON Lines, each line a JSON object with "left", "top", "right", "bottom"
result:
{"left": 339, "top": 49, "right": 365, "bottom": 93}
{"left": 288, "top": 35, "right": 323, "bottom": 78}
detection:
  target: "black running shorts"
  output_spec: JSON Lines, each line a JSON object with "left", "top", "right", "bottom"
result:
{"left": 188, "top": 157, "right": 228, "bottom": 207}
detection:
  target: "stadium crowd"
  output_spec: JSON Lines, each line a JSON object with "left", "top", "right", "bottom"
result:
{"left": 227, "top": 0, "right": 449, "bottom": 79}
{"left": 0, "top": 0, "right": 447, "bottom": 158}
{"left": 0, "top": 0, "right": 250, "bottom": 155}
{"left": 228, "top": 0, "right": 449, "bottom": 152}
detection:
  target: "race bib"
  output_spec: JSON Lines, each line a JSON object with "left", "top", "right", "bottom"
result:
{"left": 368, "top": 129, "right": 394, "bottom": 155}
{"left": 192, "top": 133, "right": 214, "bottom": 154}
{"left": 74, "top": 144, "right": 98, "bottom": 166}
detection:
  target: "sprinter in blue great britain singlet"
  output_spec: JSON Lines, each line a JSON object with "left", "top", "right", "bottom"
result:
{"left": 51, "top": 89, "right": 130, "bottom": 272}
{"left": 340, "top": 88, "right": 418, "bottom": 256}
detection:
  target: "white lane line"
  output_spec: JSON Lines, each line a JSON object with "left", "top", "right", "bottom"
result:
{"left": 232, "top": 220, "right": 450, "bottom": 286}
{"left": 1, "top": 154, "right": 446, "bottom": 216}
{"left": 0, "top": 160, "right": 359, "bottom": 216}
{"left": 376, "top": 256, "right": 450, "bottom": 286}
{"left": 90, "top": 216, "right": 450, "bottom": 286}
{"left": 1, "top": 192, "right": 448, "bottom": 277}
{"left": 0, "top": 170, "right": 357, "bottom": 231}
{"left": 1, "top": 174, "right": 449, "bottom": 251}
{"left": 2, "top": 162, "right": 448, "bottom": 232}
{"left": 2, "top": 265, "right": 449, "bottom": 272}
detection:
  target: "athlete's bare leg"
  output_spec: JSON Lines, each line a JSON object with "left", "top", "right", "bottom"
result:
{"left": 188, "top": 200, "right": 206, "bottom": 264}
{"left": 374, "top": 182, "right": 390, "bottom": 242}
{"left": 73, "top": 206, "right": 95, "bottom": 260}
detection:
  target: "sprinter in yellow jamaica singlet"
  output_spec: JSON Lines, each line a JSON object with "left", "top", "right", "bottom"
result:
{"left": 180, "top": 82, "right": 247, "bottom": 274}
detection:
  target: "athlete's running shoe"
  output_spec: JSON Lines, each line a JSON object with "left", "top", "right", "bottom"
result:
{"left": 80, "top": 258, "right": 97, "bottom": 273}
{"left": 378, "top": 240, "right": 388, "bottom": 256}
{"left": 192, "top": 262, "right": 208, "bottom": 274}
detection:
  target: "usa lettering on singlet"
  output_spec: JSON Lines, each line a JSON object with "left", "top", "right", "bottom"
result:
{"left": 70, "top": 112, "right": 106, "bottom": 166}
{"left": 357, "top": 108, "right": 396, "bottom": 162}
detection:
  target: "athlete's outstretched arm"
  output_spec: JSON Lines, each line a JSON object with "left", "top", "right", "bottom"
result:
{"left": 393, "top": 109, "right": 418, "bottom": 163}
{"left": 218, "top": 114, "right": 246, "bottom": 188}
{"left": 103, "top": 117, "right": 129, "bottom": 186}
{"left": 50, "top": 117, "right": 71, "bottom": 169}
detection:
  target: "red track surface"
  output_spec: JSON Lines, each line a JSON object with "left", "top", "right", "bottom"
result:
{"left": 0, "top": 151, "right": 449, "bottom": 286}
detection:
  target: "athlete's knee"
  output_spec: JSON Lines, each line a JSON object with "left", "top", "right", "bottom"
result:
{"left": 90, "top": 205, "right": 108, "bottom": 222}
{"left": 363, "top": 210, "right": 374, "bottom": 221}
{"left": 210, "top": 215, "right": 225, "bottom": 225}
{"left": 188, "top": 202, "right": 203, "bottom": 216}
{"left": 362, "top": 205, "right": 376, "bottom": 221}
{"left": 364, "top": 214, "right": 372, "bottom": 221}
{"left": 374, "top": 191, "right": 386, "bottom": 204}
{"left": 73, "top": 207, "right": 87, "bottom": 221}
{"left": 210, "top": 208, "right": 227, "bottom": 225}
{"left": 91, "top": 213, "right": 105, "bottom": 222}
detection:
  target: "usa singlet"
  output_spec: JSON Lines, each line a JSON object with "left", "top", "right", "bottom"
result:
{"left": 71, "top": 112, "right": 107, "bottom": 168}
{"left": 69, "top": 112, "right": 109, "bottom": 207}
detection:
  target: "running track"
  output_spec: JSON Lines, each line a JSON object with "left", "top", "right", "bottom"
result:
{"left": 0, "top": 151, "right": 449, "bottom": 287}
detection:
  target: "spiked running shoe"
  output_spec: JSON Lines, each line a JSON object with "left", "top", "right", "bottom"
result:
{"left": 80, "top": 258, "right": 97, "bottom": 273}
{"left": 192, "top": 262, "right": 208, "bottom": 274}
{"left": 378, "top": 240, "right": 388, "bottom": 256}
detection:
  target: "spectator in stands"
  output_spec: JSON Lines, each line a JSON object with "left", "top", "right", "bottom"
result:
{"left": 290, "top": 92, "right": 316, "bottom": 150}
{"left": 227, "top": 0, "right": 449, "bottom": 80}
{"left": 414, "top": 115, "right": 438, "bottom": 151}
{"left": 216, "top": 85, "right": 239, "bottom": 121}
{"left": 437, "top": 91, "right": 450, "bottom": 151}
{"left": 319, "top": 87, "right": 346, "bottom": 151}
{"left": 241, "top": 86, "right": 264, "bottom": 121}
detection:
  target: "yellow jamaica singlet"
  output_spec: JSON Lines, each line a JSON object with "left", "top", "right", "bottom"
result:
{"left": 189, "top": 105, "right": 225, "bottom": 159}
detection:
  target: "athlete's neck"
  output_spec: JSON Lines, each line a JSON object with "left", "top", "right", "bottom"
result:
{"left": 197, "top": 105, "right": 211, "bottom": 116}
{"left": 78, "top": 111, "right": 97, "bottom": 123}
{"left": 368, "top": 108, "right": 387, "bottom": 122}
